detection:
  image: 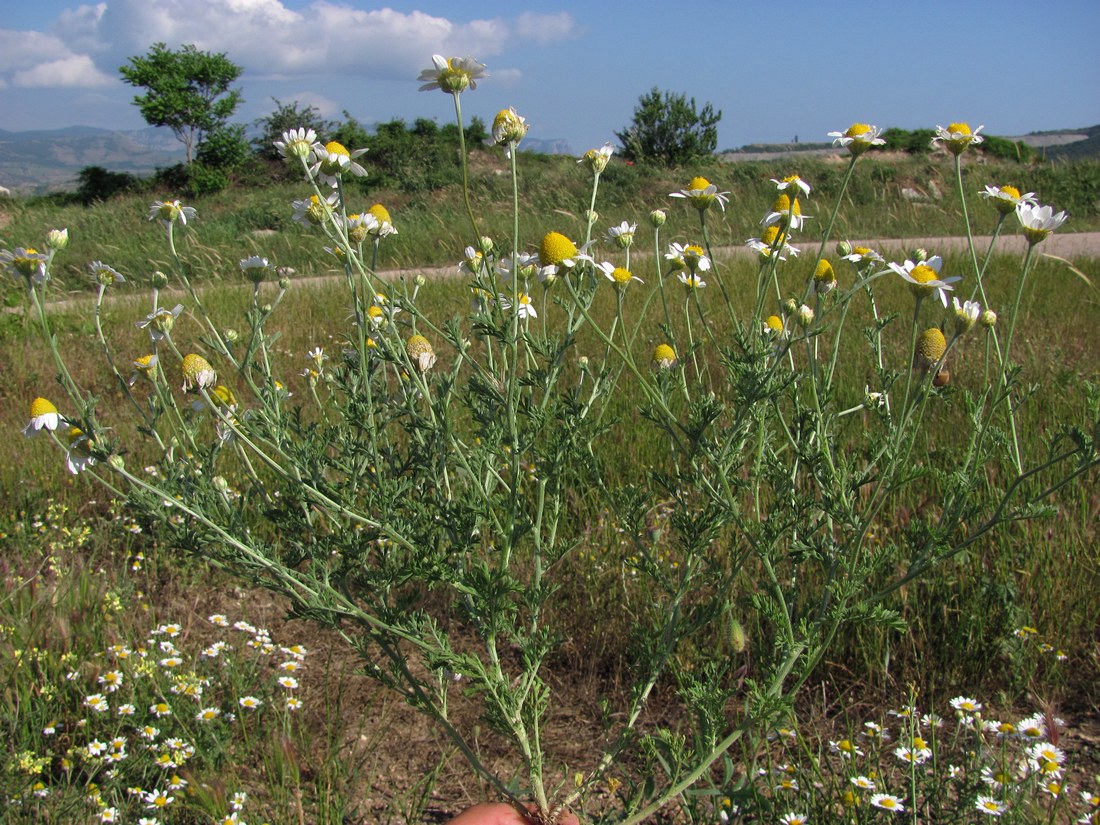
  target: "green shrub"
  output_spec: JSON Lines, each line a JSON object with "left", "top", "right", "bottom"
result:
{"left": 75, "top": 166, "right": 140, "bottom": 205}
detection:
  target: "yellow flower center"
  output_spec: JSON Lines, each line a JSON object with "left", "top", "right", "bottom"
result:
{"left": 687, "top": 176, "right": 711, "bottom": 191}
{"left": 838, "top": 739, "right": 855, "bottom": 752}
{"left": 305, "top": 195, "right": 328, "bottom": 225}
{"left": 761, "top": 226, "right": 786, "bottom": 246}
{"left": 653, "top": 344, "right": 676, "bottom": 364}
{"left": 909, "top": 265, "right": 937, "bottom": 285}
{"left": 846, "top": 123, "right": 871, "bottom": 137}
{"left": 367, "top": 305, "right": 383, "bottom": 320}
{"left": 814, "top": 260, "right": 835, "bottom": 282}
{"left": 773, "top": 194, "right": 801, "bottom": 216}
{"left": 912, "top": 736, "right": 927, "bottom": 749}
{"left": 324, "top": 141, "right": 350, "bottom": 158}
{"left": 30, "top": 397, "right": 58, "bottom": 417}
{"left": 67, "top": 426, "right": 86, "bottom": 446}
{"left": 1000, "top": 185, "right": 1021, "bottom": 199}
{"left": 610, "top": 267, "right": 633, "bottom": 285}
{"left": 182, "top": 353, "right": 214, "bottom": 381}
{"left": 917, "top": 328, "right": 947, "bottom": 362}
{"left": 685, "top": 244, "right": 705, "bottom": 259}
{"left": 368, "top": 203, "right": 392, "bottom": 225}
{"left": 540, "top": 231, "right": 578, "bottom": 267}
{"left": 211, "top": 385, "right": 237, "bottom": 408}
{"left": 853, "top": 246, "right": 872, "bottom": 257}
{"left": 765, "top": 315, "right": 784, "bottom": 333}
{"left": 406, "top": 335, "right": 432, "bottom": 357}
{"left": 947, "top": 123, "right": 972, "bottom": 135}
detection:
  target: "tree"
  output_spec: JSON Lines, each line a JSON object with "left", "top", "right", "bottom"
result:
{"left": 253, "top": 98, "right": 336, "bottom": 161}
{"left": 615, "top": 87, "right": 721, "bottom": 166}
{"left": 120, "top": 43, "right": 243, "bottom": 165}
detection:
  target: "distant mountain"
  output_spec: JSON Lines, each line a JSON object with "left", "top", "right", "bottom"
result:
{"left": 520, "top": 137, "right": 573, "bottom": 155}
{"left": 0, "top": 126, "right": 185, "bottom": 194}
{"left": 1010, "top": 125, "right": 1100, "bottom": 161}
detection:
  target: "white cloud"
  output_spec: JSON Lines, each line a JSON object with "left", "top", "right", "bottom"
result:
{"left": 515, "top": 12, "right": 577, "bottom": 47}
{"left": 12, "top": 54, "right": 115, "bottom": 88}
{"left": 2, "top": 2, "right": 579, "bottom": 98}
{"left": 0, "top": 30, "right": 69, "bottom": 73}
{"left": 490, "top": 68, "right": 523, "bottom": 87}
{"left": 0, "top": 28, "right": 116, "bottom": 88}
{"left": 57, "top": 1, "right": 577, "bottom": 79}
{"left": 53, "top": 3, "right": 110, "bottom": 55}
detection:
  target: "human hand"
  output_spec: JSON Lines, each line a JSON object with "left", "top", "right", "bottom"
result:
{"left": 446, "top": 801, "right": 580, "bottom": 825}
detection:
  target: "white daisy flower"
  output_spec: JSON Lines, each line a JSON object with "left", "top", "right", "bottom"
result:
{"left": 980, "top": 185, "right": 1037, "bottom": 215}
{"left": 418, "top": 54, "right": 487, "bottom": 94}
{"left": 274, "top": 127, "right": 320, "bottom": 161}
{"left": 975, "top": 795, "right": 1007, "bottom": 816}
{"left": 148, "top": 200, "right": 197, "bottom": 227}
{"left": 310, "top": 141, "right": 368, "bottom": 187}
{"left": 771, "top": 174, "right": 811, "bottom": 197}
{"left": 1, "top": 246, "right": 49, "bottom": 285}
{"left": 669, "top": 175, "right": 730, "bottom": 211}
{"left": 828, "top": 123, "right": 886, "bottom": 156}
{"left": 136, "top": 304, "right": 184, "bottom": 342}
{"left": 606, "top": 221, "right": 637, "bottom": 248}
{"left": 1016, "top": 202, "right": 1068, "bottom": 246}
{"left": 24, "top": 397, "right": 62, "bottom": 436}
{"left": 889, "top": 256, "right": 961, "bottom": 307}
{"left": 870, "top": 793, "right": 905, "bottom": 813}
{"left": 597, "top": 261, "right": 643, "bottom": 290}
{"left": 933, "top": 123, "right": 984, "bottom": 155}
{"left": 497, "top": 291, "right": 538, "bottom": 319}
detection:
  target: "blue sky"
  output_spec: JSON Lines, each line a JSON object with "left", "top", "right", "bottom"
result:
{"left": 2, "top": 0, "right": 1099, "bottom": 154}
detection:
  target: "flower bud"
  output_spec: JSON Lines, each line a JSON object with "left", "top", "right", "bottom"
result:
{"left": 836, "top": 240, "right": 853, "bottom": 257}
{"left": 980, "top": 309, "right": 997, "bottom": 328}
{"left": 728, "top": 617, "right": 747, "bottom": 654}
{"left": 223, "top": 328, "right": 240, "bottom": 344}
{"left": 911, "top": 248, "right": 929, "bottom": 263}
{"left": 278, "top": 276, "right": 290, "bottom": 290}
{"left": 107, "top": 454, "right": 125, "bottom": 471}
{"left": 150, "top": 270, "right": 169, "bottom": 289}
{"left": 260, "top": 304, "right": 273, "bottom": 314}
{"left": 414, "top": 274, "right": 427, "bottom": 288}
{"left": 649, "top": 209, "right": 667, "bottom": 228}
{"left": 585, "top": 209, "right": 599, "bottom": 226}
{"left": 213, "top": 475, "right": 229, "bottom": 493}
{"left": 479, "top": 236, "right": 494, "bottom": 255}
{"left": 796, "top": 304, "right": 815, "bottom": 327}
{"left": 784, "top": 298, "right": 798, "bottom": 316}
{"left": 46, "top": 228, "right": 70, "bottom": 250}
{"left": 577, "top": 356, "right": 590, "bottom": 371}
